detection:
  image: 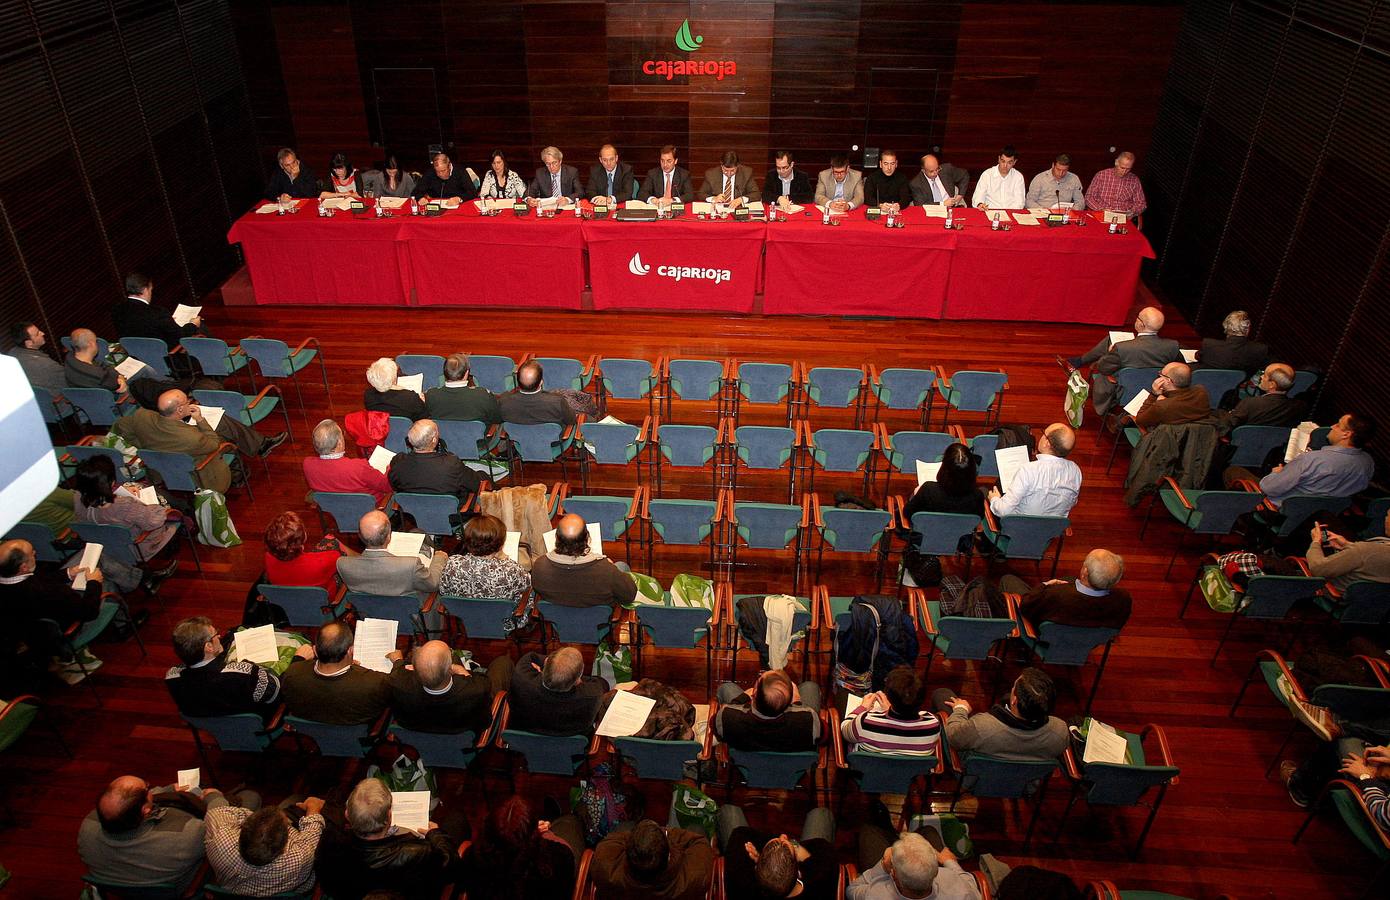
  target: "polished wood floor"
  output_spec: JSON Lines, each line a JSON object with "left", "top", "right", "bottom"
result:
{"left": 1, "top": 286, "right": 1376, "bottom": 899}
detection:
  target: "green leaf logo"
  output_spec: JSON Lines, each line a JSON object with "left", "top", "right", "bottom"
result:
{"left": 675, "top": 19, "right": 704, "bottom": 53}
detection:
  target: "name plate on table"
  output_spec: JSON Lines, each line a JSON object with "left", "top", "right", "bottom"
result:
{"left": 733, "top": 206, "right": 750, "bottom": 221}
{"left": 615, "top": 207, "right": 658, "bottom": 221}
{"left": 865, "top": 206, "right": 881, "bottom": 220}
{"left": 1046, "top": 212, "right": 1066, "bottom": 227}
{"left": 592, "top": 200, "right": 610, "bottom": 219}
{"left": 425, "top": 202, "right": 443, "bottom": 217}
{"left": 512, "top": 200, "right": 529, "bottom": 216}
{"left": 670, "top": 201, "right": 684, "bottom": 217}
{"left": 349, "top": 199, "right": 366, "bottom": 213}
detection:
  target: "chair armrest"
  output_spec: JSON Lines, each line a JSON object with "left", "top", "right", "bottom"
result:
{"left": 1160, "top": 476, "right": 1193, "bottom": 509}
{"left": 637, "top": 415, "right": 653, "bottom": 443}
{"left": 421, "top": 593, "right": 437, "bottom": 614}
{"left": 479, "top": 692, "right": 507, "bottom": 747}
{"left": 1006, "top": 594, "right": 1034, "bottom": 639}
{"left": 909, "top": 588, "right": 936, "bottom": 634}
{"left": 1315, "top": 779, "right": 1390, "bottom": 851}
{"left": 562, "top": 414, "right": 584, "bottom": 442}
{"left": 244, "top": 384, "right": 282, "bottom": 410}
{"left": 493, "top": 695, "right": 512, "bottom": 745}
{"left": 290, "top": 337, "right": 321, "bottom": 356}
{"left": 1355, "top": 655, "right": 1390, "bottom": 688}
{"left": 581, "top": 354, "right": 597, "bottom": 377}
{"left": 804, "top": 493, "right": 824, "bottom": 528}
{"left": 76, "top": 434, "right": 104, "bottom": 446}
{"left": 262, "top": 703, "right": 287, "bottom": 734}
{"left": 572, "top": 848, "right": 594, "bottom": 900}
{"left": 867, "top": 364, "right": 881, "bottom": 388}
{"left": 933, "top": 365, "right": 950, "bottom": 388}
{"left": 798, "top": 494, "right": 812, "bottom": 529}
{"left": 701, "top": 700, "right": 717, "bottom": 761}
{"left": 1288, "top": 556, "right": 1313, "bottom": 577}
{"left": 1256, "top": 648, "right": 1306, "bottom": 702}
{"left": 844, "top": 863, "right": 860, "bottom": 883}
{"left": 626, "top": 486, "right": 645, "bottom": 522}
{"left": 1062, "top": 743, "right": 1083, "bottom": 780}
{"left": 552, "top": 481, "right": 572, "bottom": 509}
{"left": 973, "top": 871, "right": 991, "bottom": 900}
{"left": 368, "top": 707, "right": 392, "bottom": 740}
{"left": 982, "top": 501, "right": 1000, "bottom": 534}
{"left": 831, "top": 703, "right": 847, "bottom": 769}
{"left": 196, "top": 442, "right": 238, "bottom": 470}
{"left": 1086, "top": 881, "right": 1120, "bottom": 900}
{"left": 873, "top": 421, "right": 891, "bottom": 453}
{"left": 0, "top": 695, "right": 40, "bottom": 723}
{"left": 888, "top": 494, "right": 908, "bottom": 530}
{"left": 793, "top": 418, "right": 809, "bottom": 449}
{"left": 513, "top": 589, "right": 533, "bottom": 619}
{"left": 1140, "top": 723, "right": 1178, "bottom": 783}
{"left": 947, "top": 425, "right": 967, "bottom": 442}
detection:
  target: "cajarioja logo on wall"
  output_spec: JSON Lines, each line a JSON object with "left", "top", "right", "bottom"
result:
{"left": 628, "top": 252, "right": 732, "bottom": 284}
{"left": 642, "top": 19, "right": 736, "bottom": 81}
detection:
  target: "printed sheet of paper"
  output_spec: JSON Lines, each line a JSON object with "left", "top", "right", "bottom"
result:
{"left": 1180, "top": 348, "right": 1199, "bottom": 363}
{"left": 986, "top": 210, "right": 1013, "bottom": 223}
{"left": 199, "top": 406, "right": 225, "bottom": 431}
{"left": 354, "top": 618, "right": 398, "bottom": 673}
{"left": 915, "top": 459, "right": 942, "bottom": 487}
{"left": 692, "top": 703, "right": 710, "bottom": 744}
{"left": 780, "top": 203, "right": 805, "bottom": 215}
{"left": 692, "top": 201, "right": 715, "bottom": 215}
{"left": 1102, "top": 210, "right": 1128, "bottom": 224}
{"left": 502, "top": 531, "right": 521, "bottom": 563}
{"left": 1285, "top": 421, "right": 1318, "bottom": 463}
{"left": 139, "top": 486, "right": 160, "bottom": 505}
{"left": 321, "top": 196, "right": 351, "bottom": 211}
{"left": 396, "top": 373, "right": 425, "bottom": 396}
{"left": 177, "top": 768, "right": 200, "bottom": 791}
{"left": 1028, "top": 207, "right": 1050, "bottom": 216}
{"left": 72, "top": 542, "right": 102, "bottom": 590}
{"left": 846, "top": 693, "right": 865, "bottom": 711}
{"left": 595, "top": 689, "right": 657, "bottom": 737}
{"left": 255, "top": 203, "right": 282, "bottom": 214}
{"left": 478, "top": 198, "right": 511, "bottom": 211}
{"left": 919, "top": 204, "right": 948, "bottom": 218}
{"left": 234, "top": 624, "right": 280, "bottom": 664}
{"left": 386, "top": 531, "right": 426, "bottom": 559}
{"left": 624, "top": 200, "right": 656, "bottom": 210}
{"left": 542, "top": 523, "right": 604, "bottom": 557}
{"left": 368, "top": 445, "right": 396, "bottom": 474}
{"left": 390, "top": 791, "right": 431, "bottom": 832}
{"left": 597, "top": 414, "right": 629, "bottom": 426}
{"left": 115, "top": 356, "right": 147, "bottom": 379}
{"left": 747, "top": 201, "right": 765, "bottom": 214}
{"left": 172, "top": 305, "right": 201, "bottom": 327}
{"left": 1122, "top": 389, "right": 1151, "bottom": 419}
{"left": 1011, "top": 213, "right": 1040, "bottom": 226}
{"left": 995, "top": 446, "right": 1031, "bottom": 494}
{"left": 378, "top": 196, "right": 409, "bottom": 209}
{"left": 1108, "top": 331, "right": 1135, "bottom": 350}
{"left": 1083, "top": 718, "right": 1129, "bottom": 765}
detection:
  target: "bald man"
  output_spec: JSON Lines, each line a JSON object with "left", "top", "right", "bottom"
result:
{"left": 497, "top": 361, "right": 576, "bottom": 426}
{"left": 1221, "top": 363, "right": 1308, "bottom": 430}
{"left": 987, "top": 424, "right": 1082, "bottom": 519}
{"left": 0, "top": 538, "right": 105, "bottom": 678}
{"left": 1003, "top": 548, "right": 1132, "bottom": 630}
{"left": 386, "top": 418, "right": 481, "bottom": 500}
{"left": 508, "top": 647, "right": 608, "bottom": 735}
{"left": 336, "top": 510, "right": 445, "bottom": 604}
{"left": 714, "top": 668, "right": 822, "bottom": 753}
{"left": 1072, "top": 307, "right": 1183, "bottom": 414}
{"left": 530, "top": 513, "right": 637, "bottom": 608}
{"left": 1133, "top": 362, "right": 1214, "bottom": 428}
{"left": 386, "top": 640, "right": 513, "bottom": 735}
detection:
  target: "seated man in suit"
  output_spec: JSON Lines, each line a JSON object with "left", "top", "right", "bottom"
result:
{"left": 113, "top": 272, "right": 206, "bottom": 361}
{"left": 8, "top": 320, "right": 66, "bottom": 398}
{"left": 699, "top": 150, "right": 759, "bottom": 209}
{"left": 932, "top": 668, "right": 1070, "bottom": 761}
{"left": 588, "top": 144, "right": 635, "bottom": 205}
{"left": 1002, "top": 548, "right": 1132, "bottom": 631}
{"left": 386, "top": 639, "right": 513, "bottom": 735}
{"left": 526, "top": 146, "right": 582, "bottom": 204}
{"left": 164, "top": 616, "right": 281, "bottom": 719}
{"left": 303, "top": 419, "right": 392, "bottom": 506}
{"left": 1133, "top": 363, "right": 1214, "bottom": 428}
{"left": 337, "top": 510, "right": 446, "bottom": 605}
{"left": 714, "top": 668, "right": 821, "bottom": 753}
{"left": 388, "top": 419, "right": 481, "bottom": 501}
{"left": 424, "top": 353, "right": 502, "bottom": 425}
{"left": 1196, "top": 310, "right": 1270, "bottom": 376}
{"left": 814, "top": 153, "right": 864, "bottom": 212}
{"left": 280, "top": 621, "right": 390, "bottom": 725}
{"left": 909, "top": 153, "right": 969, "bottom": 208}
{"left": 530, "top": 513, "right": 636, "bottom": 608}
{"left": 640, "top": 145, "right": 694, "bottom": 206}
{"left": 0, "top": 538, "right": 108, "bottom": 684}
{"left": 264, "top": 147, "right": 318, "bottom": 202}
{"left": 497, "top": 361, "right": 577, "bottom": 426}
{"left": 65, "top": 328, "right": 216, "bottom": 411}
{"left": 412, "top": 150, "right": 478, "bottom": 203}
{"left": 507, "top": 647, "right": 608, "bottom": 735}
{"left": 861, "top": 149, "right": 913, "bottom": 213}
{"left": 761, "top": 150, "right": 814, "bottom": 209}
{"left": 987, "top": 423, "right": 1082, "bottom": 520}
{"left": 110, "top": 389, "right": 258, "bottom": 494}
{"left": 1220, "top": 364, "right": 1308, "bottom": 431}
{"left": 1071, "top": 306, "right": 1183, "bottom": 414}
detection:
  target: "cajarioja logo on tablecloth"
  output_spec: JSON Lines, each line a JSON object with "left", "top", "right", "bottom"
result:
{"left": 642, "top": 19, "right": 736, "bottom": 81}
{"left": 627, "top": 252, "right": 731, "bottom": 285}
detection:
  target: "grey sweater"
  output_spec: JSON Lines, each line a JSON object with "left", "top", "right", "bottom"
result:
{"left": 943, "top": 706, "right": 1069, "bottom": 761}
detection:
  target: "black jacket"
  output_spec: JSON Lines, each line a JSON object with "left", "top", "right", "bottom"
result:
{"left": 112, "top": 297, "right": 197, "bottom": 348}
{"left": 586, "top": 162, "right": 636, "bottom": 201}
{"left": 863, "top": 169, "right": 913, "bottom": 208}
{"left": 164, "top": 657, "right": 281, "bottom": 719}
{"left": 761, "top": 168, "right": 814, "bottom": 205}
{"left": 506, "top": 651, "right": 606, "bottom": 736}
{"left": 387, "top": 449, "right": 482, "bottom": 500}
{"left": 365, "top": 387, "right": 428, "bottom": 421}
{"left": 264, "top": 166, "right": 319, "bottom": 201}
{"left": 1197, "top": 336, "right": 1270, "bottom": 376}
{"left": 1224, "top": 392, "right": 1308, "bottom": 430}
{"left": 413, "top": 167, "right": 479, "bottom": 201}
{"left": 315, "top": 824, "right": 460, "bottom": 900}
{"left": 424, "top": 385, "right": 502, "bottom": 425}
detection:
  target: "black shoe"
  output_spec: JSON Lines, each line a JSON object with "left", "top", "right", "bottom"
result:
{"left": 259, "top": 432, "right": 289, "bottom": 457}
{"left": 142, "top": 559, "right": 178, "bottom": 593}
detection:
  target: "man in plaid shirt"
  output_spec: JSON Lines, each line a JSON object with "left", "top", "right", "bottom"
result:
{"left": 1086, "top": 151, "right": 1147, "bottom": 222}
{"left": 203, "top": 797, "right": 326, "bottom": 896}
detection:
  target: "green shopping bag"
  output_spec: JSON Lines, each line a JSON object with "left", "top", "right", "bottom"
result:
{"left": 670, "top": 573, "right": 714, "bottom": 609}
{"left": 670, "top": 784, "right": 719, "bottom": 838}
{"left": 194, "top": 489, "right": 242, "bottom": 547}
{"left": 369, "top": 754, "right": 439, "bottom": 812}
{"left": 1198, "top": 565, "right": 1239, "bottom": 613}
{"left": 592, "top": 641, "right": 633, "bottom": 685}
{"left": 628, "top": 571, "right": 667, "bottom": 606}
{"left": 1065, "top": 369, "right": 1089, "bottom": 428}
{"left": 907, "top": 812, "right": 973, "bottom": 858}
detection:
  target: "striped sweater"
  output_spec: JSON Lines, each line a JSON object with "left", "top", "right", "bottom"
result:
{"left": 841, "top": 704, "right": 942, "bottom": 757}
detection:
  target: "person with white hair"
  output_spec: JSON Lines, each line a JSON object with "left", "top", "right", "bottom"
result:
{"left": 506, "top": 647, "right": 607, "bottom": 736}
{"left": 386, "top": 418, "right": 481, "bottom": 501}
{"left": 1001, "top": 548, "right": 1132, "bottom": 631}
{"left": 1195, "top": 309, "right": 1270, "bottom": 376}
{"left": 1070, "top": 306, "right": 1183, "bottom": 414}
{"left": 1085, "top": 150, "right": 1147, "bottom": 222}
{"left": 302, "top": 419, "right": 392, "bottom": 505}
{"left": 363, "top": 357, "right": 426, "bottom": 420}
{"left": 848, "top": 828, "right": 980, "bottom": 900}
{"left": 526, "top": 145, "right": 582, "bottom": 203}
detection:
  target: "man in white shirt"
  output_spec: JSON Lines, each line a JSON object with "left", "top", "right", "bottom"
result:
{"left": 972, "top": 145, "right": 1026, "bottom": 210}
{"left": 988, "top": 423, "right": 1082, "bottom": 519}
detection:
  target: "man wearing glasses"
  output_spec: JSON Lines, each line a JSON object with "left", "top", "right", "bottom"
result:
{"left": 761, "top": 150, "right": 814, "bottom": 209}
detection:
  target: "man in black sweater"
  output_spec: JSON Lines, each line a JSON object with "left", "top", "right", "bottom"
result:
{"left": 507, "top": 647, "right": 607, "bottom": 736}
{"left": 714, "top": 668, "right": 821, "bottom": 752}
{"left": 112, "top": 272, "right": 204, "bottom": 352}
{"left": 387, "top": 419, "right": 481, "bottom": 501}
{"left": 423, "top": 354, "right": 503, "bottom": 424}
{"left": 264, "top": 147, "right": 319, "bottom": 202}
{"left": 413, "top": 151, "right": 478, "bottom": 202}
{"left": 164, "top": 615, "right": 281, "bottom": 719}
{"left": 386, "top": 640, "right": 512, "bottom": 735}
{"left": 862, "top": 149, "right": 913, "bottom": 211}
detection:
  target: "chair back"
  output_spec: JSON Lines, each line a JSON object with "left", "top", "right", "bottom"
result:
{"left": 34, "top": 387, "right": 69, "bottom": 424}
{"left": 435, "top": 419, "right": 489, "bottom": 460}
{"left": 582, "top": 422, "right": 642, "bottom": 465}
{"left": 535, "top": 600, "right": 611, "bottom": 644}
{"left": 344, "top": 592, "right": 424, "bottom": 639}
{"left": 1032, "top": 622, "right": 1121, "bottom": 666}
{"left": 70, "top": 521, "right": 142, "bottom": 565}
{"left": 137, "top": 449, "right": 204, "bottom": 493}
{"left": 995, "top": 515, "right": 1070, "bottom": 560}
{"left": 469, "top": 355, "right": 517, "bottom": 393}
{"left": 393, "top": 492, "right": 462, "bottom": 537}
{"left": 119, "top": 337, "right": 172, "bottom": 377}
{"left": 1307, "top": 684, "right": 1390, "bottom": 732}
{"left": 820, "top": 507, "right": 892, "bottom": 552}
{"left": 1112, "top": 368, "right": 1160, "bottom": 410}
{"left": 969, "top": 434, "right": 1000, "bottom": 478}
{"left": 65, "top": 387, "right": 125, "bottom": 426}
{"left": 64, "top": 443, "right": 129, "bottom": 472}
{"left": 182, "top": 712, "right": 274, "bottom": 753}
{"left": 384, "top": 416, "right": 413, "bottom": 454}
{"left": 192, "top": 389, "right": 250, "bottom": 423}
{"left": 734, "top": 502, "right": 802, "bottom": 549}
{"left": 258, "top": 585, "right": 334, "bottom": 628}
{"left": 812, "top": 429, "right": 875, "bottom": 472}
{"left": 500, "top": 728, "right": 589, "bottom": 775}
{"left": 504, "top": 422, "right": 565, "bottom": 462}
{"left": 311, "top": 492, "right": 378, "bottom": 533}
{"left": 846, "top": 747, "right": 938, "bottom": 794}
{"left": 388, "top": 723, "right": 481, "bottom": 770}
{"left": 887, "top": 431, "right": 956, "bottom": 474}
{"left": 1335, "top": 581, "right": 1390, "bottom": 626}
{"left": 1228, "top": 425, "right": 1289, "bottom": 467}
{"left": 81, "top": 874, "right": 180, "bottom": 899}
{"left": 875, "top": 368, "right": 937, "bottom": 410}
{"left": 532, "top": 356, "right": 587, "bottom": 390}
{"left": 636, "top": 605, "right": 711, "bottom": 648}
{"left": 240, "top": 339, "right": 295, "bottom": 377}
{"left": 648, "top": 499, "right": 717, "bottom": 545}
{"left": 1288, "top": 369, "right": 1318, "bottom": 398}
{"left": 659, "top": 424, "right": 717, "bottom": 467}
{"left": 1329, "top": 787, "right": 1390, "bottom": 860}
{"left": 1365, "top": 496, "right": 1390, "bottom": 537}
{"left": 1275, "top": 495, "right": 1352, "bottom": 537}
{"left": 1185, "top": 490, "right": 1265, "bottom": 535}
{"left": 600, "top": 358, "right": 657, "bottom": 398}
{"left": 1083, "top": 759, "right": 1178, "bottom": 806}
{"left": 561, "top": 495, "right": 634, "bottom": 541}
{"left": 396, "top": 354, "right": 445, "bottom": 389}
{"left": 943, "top": 370, "right": 1008, "bottom": 411}
{"left": 1189, "top": 369, "right": 1245, "bottom": 408}
{"left": 63, "top": 335, "right": 111, "bottom": 359}
{"left": 737, "top": 362, "right": 793, "bottom": 405}
{"left": 926, "top": 599, "right": 1016, "bottom": 660}
{"left": 667, "top": 359, "right": 723, "bottom": 400}
{"left": 735, "top": 425, "right": 796, "bottom": 470}
{"left": 614, "top": 736, "right": 702, "bottom": 780}
{"left": 806, "top": 367, "right": 864, "bottom": 408}
{"left": 5, "top": 521, "right": 64, "bottom": 562}
{"left": 442, "top": 596, "right": 518, "bottom": 641}
{"left": 727, "top": 746, "right": 817, "bottom": 789}
{"left": 909, "top": 511, "right": 981, "bottom": 556}
{"left": 0, "top": 699, "right": 38, "bottom": 754}
{"left": 959, "top": 752, "right": 1058, "bottom": 798}
{"left": 1242, "top": 574, "right": 1324, "bottom": 620}
{"left": 286, "top": 716, "right": 374, "bottom": 757}
{"left": 180, "top": 337, "right": 241, "bottom": 378}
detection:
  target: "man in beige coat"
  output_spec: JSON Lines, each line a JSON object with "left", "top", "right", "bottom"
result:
{"left": 814, "top": 154, "right": 864, "bottom": 211}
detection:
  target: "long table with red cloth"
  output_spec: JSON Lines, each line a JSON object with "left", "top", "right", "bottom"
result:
{"left": 582, "top": 215, "right": 764, "bottom": 312}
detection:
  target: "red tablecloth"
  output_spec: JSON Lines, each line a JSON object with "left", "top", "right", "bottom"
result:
{"left": 226, "top": 200, "right": 411, "bottom": 305}
{"left": 763, "top": 206, "right": 953, "bottom": 317}
{"left": 943, "top": 208, "right": 1154, "bottom": 324}
{"left": 395, "top": 205, "right": 583, "bottom": 309}
{"left": 582, "top": 215, "right": 764, "bottom": 312}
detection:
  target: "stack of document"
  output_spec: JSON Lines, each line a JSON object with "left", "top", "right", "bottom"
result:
{"left": 234, "top": 624, "right": 280, "bottom": 664}
{"left": 321, "top": 197, "right": 352, "bottom": 211}
{"left": 1081, "top": 718, "right": 1131, "bottom": 765}
{"left": 915, "top": 460, "right": 942, "bottom": 487}
{"left": 354, "top": 618, "right": 398, "bottom": 673}
{"left": 994, "top": 446, "right": 1030, "bottom": 494}
{"left": 1284, "top": 421, "right": 1319, "bottom": 463}
{"left": 378, "top": 196, "right": 409, "bottom": 209}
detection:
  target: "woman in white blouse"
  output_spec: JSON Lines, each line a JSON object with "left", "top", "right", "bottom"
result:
{"left": 319, "top": 152, "right": 363, "bottom": 199}
{"left": 478, "top": 150, "right": 526, "bottom": 200}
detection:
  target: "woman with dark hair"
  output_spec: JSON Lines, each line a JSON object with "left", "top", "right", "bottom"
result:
{"left": 365, "top": 151, "right": 416, "bottom": 199}
{"left": 262, "top": 510, "right": 350, "bottom": 594}
{"left": 902, "top": 441, "right": 985, "bottom": 520}
{"left": 458, "top": 796, "right": 581, "bottom": 900}
{"left": 73, "top": 456, "right": 181, "bottom": 559}
{"left": 319, "top": 152, "right": 364, "bottom": 199}
{"left": 438, "top": 514, "right": 530, "bottom": 600}
{"left": 478, "top": 150, "right": 527, "bottom": 200}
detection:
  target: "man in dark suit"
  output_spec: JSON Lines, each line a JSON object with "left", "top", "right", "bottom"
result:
{"left": 497, "top": 361, "right": 576, "bottom": 426}
{"left": 526, "top": 146, "right": 582, "bottom": 203}
{"left": 424, "top": 353, "right": 502, "bottom": 424}
{"left": 698, "top": 151, "right": 759, "bottom": 208}
{"left": 413, "top": 151, "right": 478, "bottom": 203}
{"left": 1073, "top": 306, "right": 1183, "bottom": 413}
{"left": 640, "top": 145, "right": 694, "bottom": 205}
{"left": 1219, "top": 363, "right": 1308, "bottom": 431}
{"left": 1004, "top": 549, "right": 1132, "bottom": 631}
{"left": 862, "top": 149, "right": 913, "bottom": 211}
{"left": 386, "top": 640, "right": 512, "bottom": 735}
{"left": 1196, "top": 310, "right": 1270, "bottom": 376}
{"left": 113, "top": 272, "right": 203, "bottom": 351}
{"left": 587, "top": 144, "right": 635, "bottom": 204}
{"left": 263, "top": 147, "right": 318, "bottom": 202}
{"left": 761, "top": 150, "right": 814, "bottom": 208}
{"left": 909, "top": 153, "right": 970, "bottom": 207}
{"left": 507, "top": 647, "right": 607, "bottom": 735}
{"left": 387, "top": 419, "right": 481, "bottom": 501}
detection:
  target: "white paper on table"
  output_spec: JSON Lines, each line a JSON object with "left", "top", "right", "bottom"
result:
{"left": 390, "top": 791, "right": 431, "bottom": 832}
{"left": 1102, "top": 210, "right": 1128, "bottom": 224}
{"left": 115, "top": 356, "right": 147, "bottom": 379}
{"left": 172, "top": 305, "right": 201, "bottom": 327}
{"left": 595, "top": 689, "right": 657, "bottom": 737}
{"left": 995, "top": 446, "right": 1031, "bottom": 494}
{"left": 502, "top": 531, "right": 521, "bottom": 562}
{"left": 747, "top": 201, "right": 765, "bottom": 214}
{"left": 199, "top": 406, "right": 225, "bottom": 431}
{"left": 919, "top": 204, "right": 948, "bottom": 218}
{"left": 386, "top": 531, "right": 427, "bottom": 559}
{"left": 478, "top": 198, "right": 511, "bottom": 211}
{"left": 814, "top": 204, "right": 847, "bottom": 217}
{"left": 321, "top": 197, "right": 351, "bottom": 211}
{"left": 354, "top": 618, "right": 398, "bottom": 673}
{"left": 72, "top": 542, "right": 102, "bottom": 590}
{"left": 1122, "top": 389, "right": 1151, "bottom": 419}
{"left": 255, "top": 203, "right": 282, "bottom": 214}
{"left": 368, "top": 445, "right": 396, "bottom": 474}
{"left": 1083, "top": 718, "right": 1129, "bottom": 765}
{"left": 624, "top": 200, "right": 656, "bottom": 210}
{"left": 177, "top": 768, "right": 200, "bottom": 791}
{"left": 915, "top": 459, "right": 942, "bottom": 487}
{"left": 396, "top": 373, "right": 425, "bottom": 397}
{"left": 1108, "top": 331, "right": 1135, "bottom": 350}
{"left": 1028, "top": 207, "right": 1050, "bottom": 216}
{"left": 234, "top": 624, "right": 280, "bottom": 664}
{"left": 378, "top": 196, "right": 409, "bottom": 209}
{"left": 139, "top": 486, "right": 160, "bottom": 506}
{"left": 986, "top": 210, "right": 1013, "bottom": 223}
{"left": 439, "top": 198, "right": 461, "bottom": 209}
{"left": 1011, "top": 213, "right": 1040, "bottom": 226}
{"left": 692, "top": 201, "right": 715, "bottom": 215}
{"left": 1180, "top": 348, "right": 1199, "bottom": 364}
{"left": 534, "top": 196, "right": 559, "bottom": 209}
{"left": 780, "top": 203, "right": 805, "bottom": 215}
{"left": 541, "top": 522, "right": 604, "bottom": 557}
{"left": 1284, "top": 421, "right": 1318, "bottom": 463}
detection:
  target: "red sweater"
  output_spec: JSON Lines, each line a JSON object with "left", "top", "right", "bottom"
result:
{"left": 302, "top": 455, "right": 391, "bottom": 505}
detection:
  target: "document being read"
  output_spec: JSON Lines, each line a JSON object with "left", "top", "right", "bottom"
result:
{"left": 386, "top": 531, "right": 427, "bottom": 559}
{"left": 390, "top": 791, "right": 430, "bottom": 833}
{"left": 502, "top": 531, "right": 521, "bottom": 563}
{"left": 172, "top": 305, "right": 201, "bottom": 327}
{"left": 198, "top": 405, "right": 225, "bottom": 431}
{"left": 1082, "top": 718, "right": 1130, "bottom": 765}
{"left": 115, "top": 356, "right": 147, "bottom": 379}
{"left": 542, "top": 522, "right": 604, "bottom": 557}
{"left": 72, "top": 542, "right": 103, "bottom": 590}
{"left": 396, "top": 373, "right": 425, "bottom": 397}
{"left": 176, "top": 768, "right": 200, "bottom": 791}
{"left": 354, "top": 618, "right": 398, "bottom": 673}
{"left": 1122, "top": 389, "right": 1151, "bottom": 419}
{"left": 994, "top": 446, "right": 1030, "bottom": 494}
{"left": 368, "top": 445, "right": 396, "bottom": 474}
{"left": 234, "top": 624, "right": 280, "bottom": 664}
{"left": 1108, "top": 331, "right": 1135, "bottom": 350}
{"left": 1284, "top": 421, "right": 1318, "bottom": 463}
{"left": 1180, "top": 348, "right": 1199, "bottom": 364}
{"left": 595, "top": 689, "right": 656, "bottom": 737}
{"left": 915, "top": 459, "right": 942, "bottom": 487}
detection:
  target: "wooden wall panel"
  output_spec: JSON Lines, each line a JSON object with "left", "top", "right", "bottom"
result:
{"left": 270, "top": 4, "right": 374, "bottom": 174}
